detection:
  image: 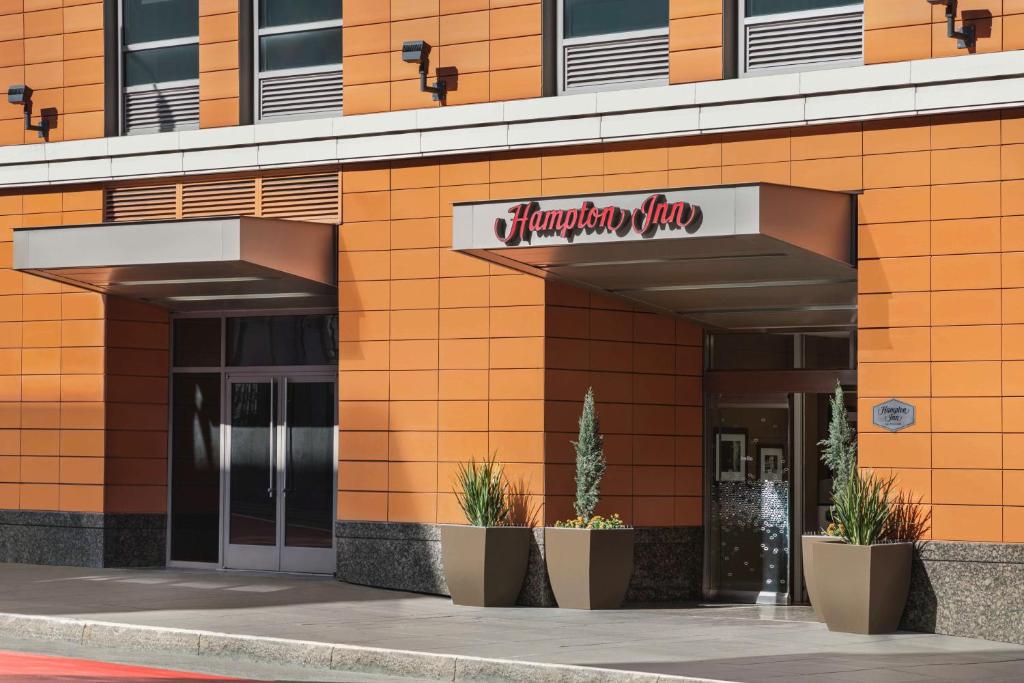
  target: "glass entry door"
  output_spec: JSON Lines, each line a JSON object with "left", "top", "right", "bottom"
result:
{"left": 224, "top": 375, "right": 336, "bottom": 573}
{"left": 707, "top": 394, "right": 793, "bottom": 603}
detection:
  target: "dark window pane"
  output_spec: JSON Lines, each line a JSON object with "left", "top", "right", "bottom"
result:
{"left": 173, "top": 318, "right": 221, "bottom": 367}
{"left": 125, "top": 44, "right": 199, "bottom": 86}
{"left": 170, "top": 373, "right": 220, "bottom": 563}
{"left": 284, "top": 381, "right": 335, "bottom": 549}
{"left": 564, "top": 0, "right": 668, "bottom": 39}
{"left": 711, "top": 334, "right": 794, "bottom": 370}
{"left": 804, "top": 334, "right": 852, "bottom": 370}
{"left": 746, "top": 0, "right": 857, "bottom": 17}
{"left": 259, "top": 28, "right": 342, "bottom": 72}
{"left": 259, "top": 0, "right": 342, "bottom": 28}
{"left": 227, "top": 315, "right": 338, "bottom": 366}
{"left": 124, "top": 0, "right": 198, "bottom": 44}
{"left": 229, "top": 382, "right": 276, "bottom": 546}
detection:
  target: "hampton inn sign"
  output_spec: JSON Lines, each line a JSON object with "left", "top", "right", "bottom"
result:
{"left": 452, "top": 183, "right": 859, "bottom": 331}
{"left": 493, "top": 194, "right": 704, "bottom": 245}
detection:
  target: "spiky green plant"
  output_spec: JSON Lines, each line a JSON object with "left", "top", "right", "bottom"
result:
{"left": 817, "top": 382, "right": 857, "bottom": 495}
{"left": 453, "top": 455, "right": 510, "bottom": 527}
{"left": 831, "top": 469, "right": 895, "bottom": 546}
{"left": 572, "top": 387, "right": 606, "bottom": 524}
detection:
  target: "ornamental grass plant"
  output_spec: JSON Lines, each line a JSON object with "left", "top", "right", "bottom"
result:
{"left": 830, "top": 469, "right": 894, "bottom": 546}
{"left": 453, "top": 455, "right": 511, "bottom": 527}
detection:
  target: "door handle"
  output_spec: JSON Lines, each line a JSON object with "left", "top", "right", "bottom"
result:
{"left": 268, "top": 380, "right": 276, "bottom": 499}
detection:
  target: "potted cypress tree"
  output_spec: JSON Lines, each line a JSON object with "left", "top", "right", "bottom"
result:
{"left": 813, "top": 470, "right": 928, "bottom": 634}
{"left": 802, "top": 382, "right": 855, "bottom": 618}
{"left": 544, "top": 388, "right": 634, "bottom": 609}
{"left": 441, "top": 455, "right": 531, "bottom": 607}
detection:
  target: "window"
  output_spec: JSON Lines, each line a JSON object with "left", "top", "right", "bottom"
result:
{"left": 739, "top": 0, "right": 863, "bottom": 76}
{"left": 256, "top": 0, "right": 343, "bottom": 121}
{"left": 121, "top": 0, "right": 200, "bottom": 134}
{"left": 558, "top": 0, "right": 669, "bottom": 94}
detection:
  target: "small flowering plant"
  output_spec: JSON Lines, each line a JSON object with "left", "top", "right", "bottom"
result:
{"left": 555, "top": 513, "right": 627, "bottom": 530}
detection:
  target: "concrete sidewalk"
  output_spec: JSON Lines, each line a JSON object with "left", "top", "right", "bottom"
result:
{"left": 1, "top": 564, "right": 1024, "bottom": 682}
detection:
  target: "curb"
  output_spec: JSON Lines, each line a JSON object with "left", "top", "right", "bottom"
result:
{"left": 0, "top": 612, "right": 732, "bottom": 683}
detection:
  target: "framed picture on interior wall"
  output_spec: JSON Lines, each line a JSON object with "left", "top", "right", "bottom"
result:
{"left": 759, "top": 444, "right": 785, "bottom": 482}
{"left": 716, "top": 429, "right": 746, "bottom": 482}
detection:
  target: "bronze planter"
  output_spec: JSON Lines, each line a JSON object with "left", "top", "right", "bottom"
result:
{"left": 440, "top": 525, "right": 531, "bottom": 607}
{"left": 801, "top": 534, "right": 843, "bottom": 620}
{"left": 544, "top": 527, "right": 634, "bottom": 609}
{"left": 813, "top": 541, "right": 913, "bottom": 634}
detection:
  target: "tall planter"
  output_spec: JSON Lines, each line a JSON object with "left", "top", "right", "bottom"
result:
{"left": 801, "top": 534, "right": 843, "bottom": 619}
{"left": 545, "top": 527, "right": 634, "bottom": 609}
{"left": 813, "top": 541, "right": 912, "bottom": 634}
{"left": 440, "top": 525, "right": 531, "bottom": 607}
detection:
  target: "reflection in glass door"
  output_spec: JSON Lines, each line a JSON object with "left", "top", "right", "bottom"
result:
{"left": 707, "top": 395, "right": 792, "bottom": 603}
{"left": 224, "top": 375, "right": 336, "bottom": 573}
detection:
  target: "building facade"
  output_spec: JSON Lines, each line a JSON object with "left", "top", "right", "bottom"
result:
{"left": 1, "top": 0, "right": 1024, "bottom": 643}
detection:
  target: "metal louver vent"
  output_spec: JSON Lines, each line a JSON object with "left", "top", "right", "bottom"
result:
{"left": 261, "top": 173, "right": 339, "bottom": 223}
{"left": 124, "top": 84, "right": 200, "bottom": 135}
{"left": 259, "top": 70, "right": 343, "bottom": 121}
{"left": 563, "top": 31, "right": 669, "bottom": 93}
{"left": 181, "top": 178, "right": 257, "bottom": 218}
{"left": 105, "top": 185, "right": 177, "bottom": 222}
{"left": 745, "top": 7, "right": 863, "bottom": 73}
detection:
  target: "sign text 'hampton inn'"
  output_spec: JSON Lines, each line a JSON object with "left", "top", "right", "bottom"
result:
{"left": 493, "top": 194, "right": 704, "bottom": 246}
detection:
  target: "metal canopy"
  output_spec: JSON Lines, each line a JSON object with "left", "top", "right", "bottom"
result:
{"left": 13, "top": 216, "right": 336, "bottom": 312}
{"left": 452, "top": 183, "right": 856, "bottom": 332}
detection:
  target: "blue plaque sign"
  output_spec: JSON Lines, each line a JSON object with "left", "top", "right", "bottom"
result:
{"left": 872, "top": 399, "right": 915, "bottom": 432}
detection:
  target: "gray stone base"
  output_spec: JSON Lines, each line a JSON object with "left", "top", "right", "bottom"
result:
{"left": 902, "top": 541, "right": 1024, "bottom": 645}
{"left": 336, "top": 522, "right": 703, "bottom": 607}
{"left": 0, "top": 511, "right": 166, "bottom": 568}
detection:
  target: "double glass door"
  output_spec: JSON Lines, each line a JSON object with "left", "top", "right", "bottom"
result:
{"left": 224, "top": 374, "right": 335, "bottom": 573}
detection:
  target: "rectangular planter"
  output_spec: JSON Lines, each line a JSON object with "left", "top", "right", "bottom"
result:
{"left": 801, "top": 534, "right": 843, "bottom": 620}
{"left": 440, "top": 525, "right": 531, "bottom": 607}
{"left": 813, "top": 541, "right": 913, "bottom": 634}
{"left": 544, "top": 527, "right": 634, "bottom": 609}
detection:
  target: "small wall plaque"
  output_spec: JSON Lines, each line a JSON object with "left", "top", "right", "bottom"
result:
{"left": 872, "top": 399, "right": 915, "bottom": 432}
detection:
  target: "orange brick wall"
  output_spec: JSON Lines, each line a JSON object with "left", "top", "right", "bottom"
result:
{"left": 669, "top": 0, "right": 724, "bottom": 85}
{"left": 342, "top": 0, "right": 543, "bottom": 115}
{"left": 857, "top": 109, "right": 1024, "bottom": 544}
{"left": 0, "top": 188, "right": 110, "bottom": 512}
{"left": 199, "top": 0, "right": 240, "bottom": 128}
{"left": 543, "top": 282, "right": 703, "bottom": 527}
{"left": 865, "top": 0, "right": 1024, "bottom": 63}
{"left": 0, "top": 0, "right": 105, "bottom": 144}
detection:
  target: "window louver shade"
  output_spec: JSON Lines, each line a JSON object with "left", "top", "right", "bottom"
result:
{"left": 105, "top": 185, "right": 178, "bottom": 222}
{"left": 261, "top": 173, "right": 339, "bottom": 223}
{"left": 563, "top": 31, "right": 669, "bottom": 92}
{"left": 259, "top": 70, "right": 343, "bottom": 121}
{"left": 181, "top": 178, "right": 257, "bottom": 219}
{"left": 745, "top": 7, "right": 863, "bottom": 73}
{"left": 124, "top": 84, "right": 200, "bottom": 134}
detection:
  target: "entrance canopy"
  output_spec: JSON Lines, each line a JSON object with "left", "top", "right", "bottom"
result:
{"left": 13, "top": 216, "right": 336, "bottom": 312}
{"left": 453, "top": 183, "right": 856, "bottom": 331}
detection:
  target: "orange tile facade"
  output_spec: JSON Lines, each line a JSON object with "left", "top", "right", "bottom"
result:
{"left": 0, "top": 0, "right": 106, "bottom": 144}
{"left": 865, "top": 0, "right": 1024, "bottom": 63}
{"left": 669, "top": 0, "right": 723, "bottom": 85}
{"left": 342, "top": 0, "right": 544, "bottom": 115}
{"left": 199, "top": 0, "right": 240, "bottom": 128}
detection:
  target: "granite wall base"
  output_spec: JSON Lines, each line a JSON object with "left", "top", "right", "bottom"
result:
{"left": 901, "top": 541, "right": 1024, "bottom": 645}
{"left": 336, "top": 522, "right": 703, "bottom": 606}
{"left": 0, "top": 511, "right": 166, "bottom": 568}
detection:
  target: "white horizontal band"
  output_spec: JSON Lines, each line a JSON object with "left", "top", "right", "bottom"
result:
{"left": 1, "top": 50, "right": 1023, "bottom": 187}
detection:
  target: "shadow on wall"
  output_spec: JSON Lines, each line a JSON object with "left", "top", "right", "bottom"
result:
{"left": 901, "top": 543, "right": 937, "bottom": 634}
{"left": 962, "top": 11, "right": 994, "bottom": 55}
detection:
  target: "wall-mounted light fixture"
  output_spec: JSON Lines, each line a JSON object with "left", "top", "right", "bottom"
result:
{"left": 927, "top": 0, "right": 976, "bottom": 49}
{"left": 401, "top": 41, "right": 446, "bottom": 102}
{"left": 7, "top": 85, "right": 50, "bottom": 140}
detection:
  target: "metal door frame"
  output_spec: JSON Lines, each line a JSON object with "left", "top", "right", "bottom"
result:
{"left": 222, "top": 369, "right": 337, "bottom": 574}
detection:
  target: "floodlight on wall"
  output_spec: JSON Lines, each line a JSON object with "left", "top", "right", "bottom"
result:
{"left": 926, "top": 0, "right": 976, "bottom": 49}
{"left": 7, "top": 85, "right": 50, "bottom": 140}
{"left": 401, "top": 40, "right": 446, "bottom": 102}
